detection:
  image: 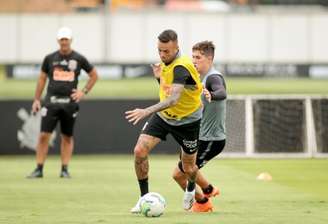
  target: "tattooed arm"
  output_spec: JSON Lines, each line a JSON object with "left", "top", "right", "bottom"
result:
{"left": 146, "top": 83, "right": 183, "bottom": 113}
{"left": 125, "top": 83, "right": 184, "bottom": 125}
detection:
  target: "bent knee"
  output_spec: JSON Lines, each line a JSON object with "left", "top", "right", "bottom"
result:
{"left": 172, "top": 170, "right": 180, "bottom": 181}
{"left": 182, "top": 164, "right": 198, "bottom": 176}
{"left": 172, "top": 166, "right": 187, "bottom": 183}
{"left": 134, "top": 144, "right": 148, "bottom": 158}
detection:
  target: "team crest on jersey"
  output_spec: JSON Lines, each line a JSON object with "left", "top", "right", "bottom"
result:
{"left": 68, "top": 60, "right": 77, "bottom": 71}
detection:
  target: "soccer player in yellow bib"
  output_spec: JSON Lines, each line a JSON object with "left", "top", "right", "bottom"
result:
{"left": 125, "top": 29, "right": 202, "bottom": 212}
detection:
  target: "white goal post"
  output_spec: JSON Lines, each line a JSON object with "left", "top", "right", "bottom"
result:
{"left": 222, "top": 95, "right": 328, "bottom": 158}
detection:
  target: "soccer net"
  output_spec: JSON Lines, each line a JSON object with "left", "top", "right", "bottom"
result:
{"left": 225, "top": 99, "right": 246, "bottom": 154}
{"left": 223, "top": 95, "right": 328, "bottom": 158}
{"left": 312, "top": 99, "right": 328, "bottom": 153}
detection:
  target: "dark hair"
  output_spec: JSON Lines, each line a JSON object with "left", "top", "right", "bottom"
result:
{"left": 192, "top": 41, "right": 215, "bottom": 58}
{"left": 158, "top": 29, "right": 178, "bottom": 43}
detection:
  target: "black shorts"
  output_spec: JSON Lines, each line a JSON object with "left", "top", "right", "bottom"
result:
{"left": 40, "top": 102, "right": 79, "bottom": 136}
{"left": 196, "top": 139, "right": 225, "bottom": 168}
{"left": 178, "top": 139, "right": 225, "bottom": 172}
{"left": 141, "top": 113, "right": 200, "bottom": 154}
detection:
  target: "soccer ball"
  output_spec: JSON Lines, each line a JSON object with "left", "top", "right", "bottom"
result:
{"left": 140, "top": 192, "right": 166, "bottom": 217}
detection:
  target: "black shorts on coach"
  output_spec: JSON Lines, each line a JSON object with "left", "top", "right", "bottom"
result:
{"left": 40, "top": 101, "right": 79, "bottom": 136}
{"left": 141, "top": 113, "right": 200, "bottom": 154}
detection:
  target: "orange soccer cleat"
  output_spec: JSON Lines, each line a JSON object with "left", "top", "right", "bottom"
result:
{"left": 204, "top": 186, "right": 220, "bottom": 198}
{"left": 191, "top": 198, "right": 214, "bottom": 212}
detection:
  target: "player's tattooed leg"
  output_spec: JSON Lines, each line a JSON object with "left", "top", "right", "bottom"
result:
{"left": 135, "top": 155, "right": 149, "bottom": 180}
{"left": 133, "top": 134, "right": 160, "bottom": 180}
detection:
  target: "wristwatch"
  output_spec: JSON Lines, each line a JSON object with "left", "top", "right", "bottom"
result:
{"left": 82, "top": 87, "right": 89, "bottom": 95}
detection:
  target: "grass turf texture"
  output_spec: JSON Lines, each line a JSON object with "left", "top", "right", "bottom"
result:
{"left": 1, "top": 78, "right": 328, "bottom": 99}
{"left": 0, "top": 155, "right": 327, "bottom": 224}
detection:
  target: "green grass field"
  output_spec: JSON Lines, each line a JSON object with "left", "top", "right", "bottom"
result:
{"left": 1, "top": 77, "right": 328, "bottom": 99}
{"left": 0, "top": 155, "right": 327, "bottom": 224}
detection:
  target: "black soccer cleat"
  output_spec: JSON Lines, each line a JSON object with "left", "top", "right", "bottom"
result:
{"left": 26, "top": 169, "right": 43, "bottom": 179}
{"left": 60, "top": 170, "right": 71, "bottom": 178}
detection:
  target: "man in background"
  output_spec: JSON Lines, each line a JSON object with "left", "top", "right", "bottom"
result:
{"left": 27, "top": 27, "right": 98, "bottom": 178}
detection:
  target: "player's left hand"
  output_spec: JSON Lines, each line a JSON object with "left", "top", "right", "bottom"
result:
{"left": 151, "top": 63, "right": 162, "bottom": 79}
{"left": 203, "top": 88, "right": 212, "bottom": 103}
{"left": 125, "top": 108, "right": 150, "bottom": 125}
{"left": 71, "top": 89, "right": 84, "bottom": 102}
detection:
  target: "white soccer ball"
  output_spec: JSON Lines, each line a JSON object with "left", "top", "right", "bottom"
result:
{"left": 140, "top": 192, "right": 166, "bottom": 217}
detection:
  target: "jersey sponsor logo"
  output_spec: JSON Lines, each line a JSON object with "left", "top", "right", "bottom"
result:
{"left": 50, "top": 96, "right": 70, "bottom": 104}
{"left": 182, "top": 139, "right": 198, "bottom": 151}
{"left": 163, "top": 110, "right": 177, "bottom": 119}
{"left": 160, "top": 77, "right": 172, "bottom": 97}
{"left": 68, "top": 60, "right": 77, "bottom": 71}
{"left": 53, "top": 68, "right": 75, "bottom": 82}
{"left": 17, "top": 108, "right": 57, "bottom": 151}
{"left": 60, "top": 60, "right": 68, "bottom": 66}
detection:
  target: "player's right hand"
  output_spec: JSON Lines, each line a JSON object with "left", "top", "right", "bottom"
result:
{"left": 125, "top": 108, "right": 150, "bottom": 125}
{"left": 151, "top": 63, "right": 162, "bottom": 79}
{"left": 32, "top": 100, "right": 41, "bottom": 114}
{"left": 203, "top": 87, "right": 212, "bottom": 103}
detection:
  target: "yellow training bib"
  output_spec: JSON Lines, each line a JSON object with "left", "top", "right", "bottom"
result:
{"left": 159, "top": 55, "right": 202, "bottom": 120}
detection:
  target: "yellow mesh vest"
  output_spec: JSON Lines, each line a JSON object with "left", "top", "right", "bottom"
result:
{"left": 159, "top": 55, "right": 202, "bottom": 120}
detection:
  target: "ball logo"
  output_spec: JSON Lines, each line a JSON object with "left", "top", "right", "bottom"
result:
{"left": 17, "top": 108, "right": 56, "bottom": 151}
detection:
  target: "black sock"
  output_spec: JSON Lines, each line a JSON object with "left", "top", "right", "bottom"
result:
{"left": 187, "top": 181, "right": 196, "bottom": 192}
{"left": 36, "top": 164, "right": 43, "bottom": 172}
{"left": 138, "top": 178, "right": 149, "bottom": 196}
{"left": 61, "top": 165, "right": 68, "bottom": 172}
{"left": 196, "top": 197, "right": 208, "bottom": 204}
{"left": 202, "top": 184, "right": 213, "bottom": 194}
